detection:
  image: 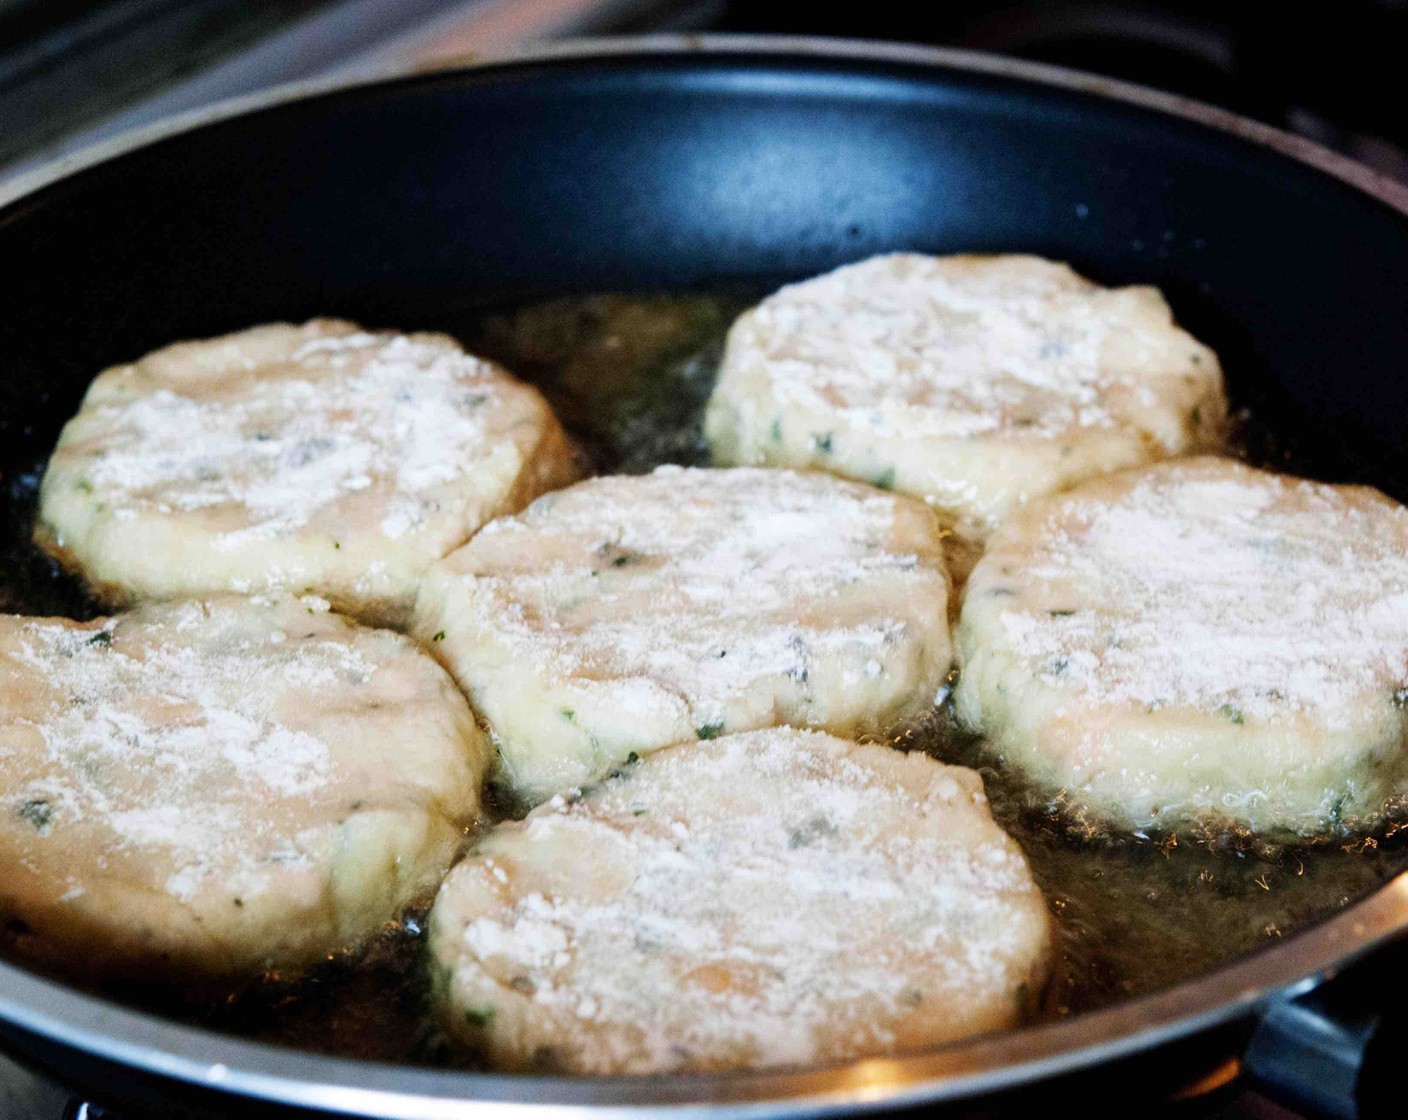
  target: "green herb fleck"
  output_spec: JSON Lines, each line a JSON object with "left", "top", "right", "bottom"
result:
{"left": 1327, "top": 795, "right": 1347, "bottom": 828}
{"left": 87, "top": 630, "right": 113, "bottom": 648}
{"left": 873, "top": 467, "right": 896, "bottom": 491}
{"left": 604, "top": 751, "right": 643, "bottom": 782}
{"left": 1218, "top": 704, "right": 1245, "bottom": 726}
{"left": 812, "top": 432, "right": 833, "bottom": 454}
{"left": 696, "top": 721, "right": 725, "bottom": 740}
{"left": 633, "top": 808, "right": 649, "bottom": 816}
{"left": 561, "top": 709, "right": 576, "bottom": 723}
{"left": 18, "top": 799, "right": 52, "bottom": 832}
{"left": 432, "top": 631, "right": 447, "bottom": 642}
{"left": 1048, "top": 609, "right": 1076, "bottom": 617}
{"left": 463, "top": 1006, "right": 496, "bottom": 1028}
{"left": 1394, "top": 687, "right": 1408, "bottom": 709}
{"left": 596, "top": 543, "right": 643, "bottom": 569}
{"left": 770, "top": 419, "right": 783, "bottom": 443}
{"left": 75, "top": 479, "right": 94, "bottom": 494}
{"left": 333, "top": 541, "right": 341, "bottom": 550}
{"left": 787, "top": 815, "right": 837, "bottom": 849}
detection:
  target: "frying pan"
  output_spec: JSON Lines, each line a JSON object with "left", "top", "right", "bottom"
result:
{"left": 2, "top": 33, "right": 1408, "bottom": 1120}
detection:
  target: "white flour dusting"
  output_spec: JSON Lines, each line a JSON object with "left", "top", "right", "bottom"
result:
{"left": 456, "top": 466, "right": 947, "bottom": 709}
{"left": 727, "top": 253, "right": 1213, "bottom": 440}
{"left": 1, "top": 598, "right": 373, "bottom": 902}
{"left": 982, "top": 459, "right": 1408, "bottom": 723}
{"left": 437, "top": 730, "right": 1050, "bottom": 1073}
{"left": 77, "top": 326, "right": 509, "bottom": 542}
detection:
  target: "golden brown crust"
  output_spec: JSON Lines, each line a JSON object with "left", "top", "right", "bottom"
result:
{"left": 430, "top": 729, "right": 1052, "bottom": 1073}
{"left": 0, "top": 594, "right": 491, "bottom": 982}
{"left": 957, "top": 457, "right": 1408, "bottom": 838}
{"left": 34, "top": 320, "right": 582, "bottom": 628}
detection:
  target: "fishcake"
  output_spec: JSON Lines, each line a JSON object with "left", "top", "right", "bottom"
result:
{"left": 956, "top": 457, "right": 1408, "bottom": 836}
{"left": 0, "top": 594, "right": 489, "bottom": 981}
{"left": 428, "top": 728, "right": 1053, "bottom": 1074}
{"left": 413, "top": 466, "right": 953, "bottom": 802}
{"left": 704, "top": 253, "right": 1226, "bottom": 544}
{"left": 36, "top": 319, "right": 579, "bottom": 627}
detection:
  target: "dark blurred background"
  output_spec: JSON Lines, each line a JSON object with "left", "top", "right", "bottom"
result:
{"left": 2, "top": 0, "right": 1405, "bottom": 184}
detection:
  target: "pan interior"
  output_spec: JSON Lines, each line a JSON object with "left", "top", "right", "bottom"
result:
{"left": 3, "top": 289, "right": 1405, "bottom": 1067}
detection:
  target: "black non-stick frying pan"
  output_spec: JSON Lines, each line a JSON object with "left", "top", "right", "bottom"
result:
{"left": 2, "top": 34, "right": 1408, "bottom": 1120}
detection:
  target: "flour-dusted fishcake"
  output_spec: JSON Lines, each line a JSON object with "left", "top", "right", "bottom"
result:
{"left": 414, "top": 466, "right": 953, "bottom": 802}
{"left": 429, "top": 728, "right": 1052, "bottom": 1074}
{"left": 36, "top": 320, "right": 579, "bottom": 627}
{"left": 956, "top": 458, "right": 1408, "bottom": 837}
{"left": 0, "top": 594, "right": 490, "bottom": 982}
{"left": 705, "top": 254, "right": 1227, "bottom": 544}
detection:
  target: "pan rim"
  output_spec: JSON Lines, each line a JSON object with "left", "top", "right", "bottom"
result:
{"left": 5, "top": 32, "right": 1408, "bottom": 221}
{"left": 2, "top": 32, "right": 1407, "bottom": 1118}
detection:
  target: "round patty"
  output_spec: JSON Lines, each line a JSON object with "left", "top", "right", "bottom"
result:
{"left": 428, "top": 727, "right": 1052, "bottom": 1074}
{"left": 36, "top": 320, "right": 579, "bottom": 627}
{"left": 413, "top": 466, "right": 953, "bottom": 803}
{"left": 704, "top": 253, "right": 1226, "bottom": 544}
{"left": 0, "top": 594, "right": 489, "bottom": 982}
{"left": 955, "top": 457, "right": 1408, "bottom": 837}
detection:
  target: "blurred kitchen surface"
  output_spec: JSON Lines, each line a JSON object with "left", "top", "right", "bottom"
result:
{"left": 0, "top": 0, "right": 706, "bottom": 181}
{"left": 3, "top": 0, "right": 1406, "bottom": 185}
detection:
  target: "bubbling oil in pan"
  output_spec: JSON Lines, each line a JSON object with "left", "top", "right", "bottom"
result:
{"left": 1, "top": 293, "right": 1405, "bottom": 1067}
